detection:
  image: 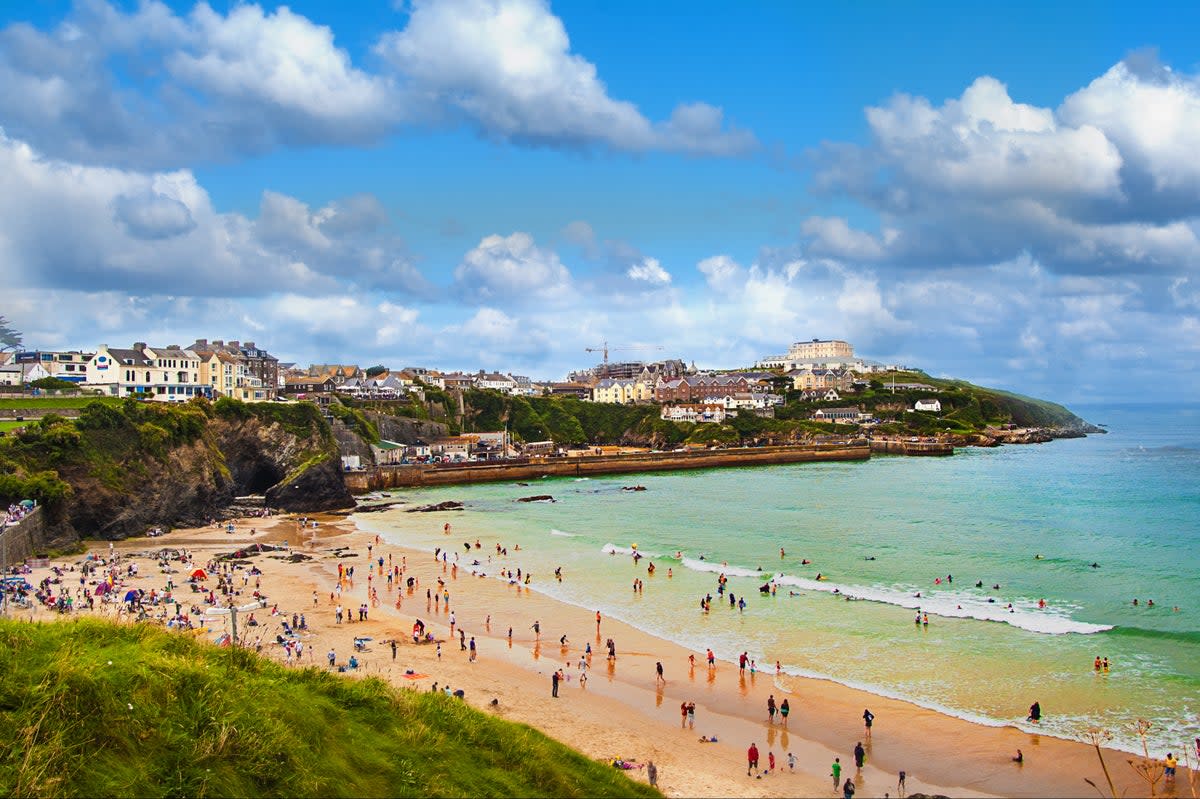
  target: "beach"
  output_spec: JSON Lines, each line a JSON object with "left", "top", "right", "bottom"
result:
{"left": 10, "top": 510, "right": 1187, "bottom": 799}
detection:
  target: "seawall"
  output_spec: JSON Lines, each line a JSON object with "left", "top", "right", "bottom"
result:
{"left": 0, "top": 506, "right": 45, "bottom": 568}
{"left": 869, "top": 438, "right": 954, "bottom": 456}
{"left": 344, "top": 443, "right": 871, "bottom": 492}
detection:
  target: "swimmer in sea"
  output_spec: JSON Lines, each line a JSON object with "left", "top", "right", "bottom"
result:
{"left": 801, "top": 559, "right": 811, "bottom": 565}
{"left": 815, "top": 573, "right": 823, "bottom": 581}
{"left": 1090, "top": 562, "right": 1100, "bottom": 568}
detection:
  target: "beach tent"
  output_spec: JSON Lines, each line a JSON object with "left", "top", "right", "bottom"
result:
{"left": 123, "top": 590, "right": 139, "bottom": 603}
{"left": 93, "top": 582, "right": 111, "bottom": 595}
{"left": 191, "top": 569, "right": 208, "bottom": 580}
{"left": 19, "top": 499, "right": 34, "bottom": 508}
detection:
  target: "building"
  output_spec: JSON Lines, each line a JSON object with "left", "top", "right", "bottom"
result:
{"left": 282, "top": 375, "right": 337, "bottom": 395}
{"left": 914, "top": 399, "right": 943, "bottom": 413}
{"left": 661, "top": 403, "right": 729, "bottom": 423}
{"left": 474, "top": 371, "right": 517, "bottom": 392}
{"left": 812, "top": 406, "right": 863, "bottom": 424}
{"left": 12, "top": 350, "right": 94, "bottom": 383}
{"left": 787, "top": 367, "right": 855, "bottom": 393}
{"left": 591, "top": 378, "right": 653, "bottom": 405}
{"left": 86, "top": 343, "right": 213, "bottom": 401}
{"left": 189, "top": 341, "right": 272, "bottom": 401}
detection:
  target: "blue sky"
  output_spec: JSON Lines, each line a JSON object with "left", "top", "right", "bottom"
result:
{"left": 2, "top": 1, "right": 1198, "bottom": 403}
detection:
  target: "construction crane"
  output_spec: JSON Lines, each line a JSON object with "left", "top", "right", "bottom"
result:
{"left": 584, "top": 341, "right": 664, "bottom": 365}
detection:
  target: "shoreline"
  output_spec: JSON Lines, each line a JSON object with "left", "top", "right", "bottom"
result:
{"left": 9, "top": 513, "right": 1184, "bottom": 798}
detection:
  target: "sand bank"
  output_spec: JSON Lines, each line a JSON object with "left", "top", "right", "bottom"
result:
{"left": 12, "top": 514, "right": 1189, "bottom": 799}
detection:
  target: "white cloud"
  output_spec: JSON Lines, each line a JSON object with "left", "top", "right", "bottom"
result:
{"left": 0, "top": 131, "right": 427, "bottom": 298}
{"left": 453, "top": 232, "right": 573, "bottom": 304}
{"left": 809, "top": 56, "right": 1200, "bottom": 277}
{"left": 375, "top": 0, "right": 755, "bottom": 154}
{"left": 626, "top": 257, "right": 671, "bottom": 285}
{"left": 1060, "top": 56, "right": 1200, "bottom": 197}
{"left": 0, "top": 0, "right": 756, "bottom": 166}
{"left": 169, "top": 3, "right": 392, "bottom": 124}
{"left": 696, "top": 255, "right": 743, "bottom": 291}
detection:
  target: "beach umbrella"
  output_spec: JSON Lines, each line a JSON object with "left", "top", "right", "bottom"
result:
{"left": 191, "top": 568, "right": 208, "bottom": 579}
{"left": 94, "top": 582, "right": 111, "bottom": 595}
{"left": 123, "top": 590, "right": 139, "bottom": 603}
{"left": 19, "top": 499, "right": 34, "bottom": 508}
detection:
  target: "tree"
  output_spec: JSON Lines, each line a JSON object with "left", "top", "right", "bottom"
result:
{"left": 0, "top": 315, "right": 22, "bottom": 352}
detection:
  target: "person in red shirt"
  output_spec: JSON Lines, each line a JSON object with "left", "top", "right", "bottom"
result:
{"left": 747, "top": 742, "right": 760, "bottom": 775}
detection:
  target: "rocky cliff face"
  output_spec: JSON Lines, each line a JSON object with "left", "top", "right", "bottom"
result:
{"left": 30, "top": 402, "right": 354, "bottom": 546}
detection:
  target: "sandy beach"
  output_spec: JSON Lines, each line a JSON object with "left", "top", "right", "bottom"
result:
{"left": 10, "top": 512, "right": 1191, "bottom": 799}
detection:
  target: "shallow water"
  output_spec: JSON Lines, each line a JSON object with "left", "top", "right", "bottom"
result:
{"left": 356, "top": 402, "right": 1200, "bottom": 756}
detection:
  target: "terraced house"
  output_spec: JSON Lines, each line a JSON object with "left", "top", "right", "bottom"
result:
{"left": 86, "top": 343, "right": 213, "bottom": 401}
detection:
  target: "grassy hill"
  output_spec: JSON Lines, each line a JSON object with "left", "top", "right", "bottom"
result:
{"left": 0, "top": 619, "right": 659, "bottom": 798}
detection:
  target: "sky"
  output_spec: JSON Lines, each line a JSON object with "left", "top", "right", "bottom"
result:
{"left": 2, "top": 0, "right": 1198, "bottom": 403}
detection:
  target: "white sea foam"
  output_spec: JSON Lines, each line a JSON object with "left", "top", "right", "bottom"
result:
{"left": 678, "top": 559, "right": 1112, "bottom": 635}
{"left": 790, "top": 575, "right": 1109, "bottom": 634}
{"left": 601, "top": 542, "right": 665, "bottom": 558}
{"left": 550, "top": 529, "right": 578, "bottom": 537}
{"left": 680, "top": 557, "right": 765, "bottom": 580}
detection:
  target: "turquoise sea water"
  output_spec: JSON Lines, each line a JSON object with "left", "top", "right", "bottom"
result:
{"left": 356, "top": 402, "right": 1200, "bottom": 756}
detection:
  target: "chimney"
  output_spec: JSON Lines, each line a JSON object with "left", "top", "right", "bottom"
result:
{"left": 213, "top": 340, "right": 224, "bottom": 347}
{"left": 133, "top": 342, "right": 147, "bottom": 350}
{"left": 243, "top": 341, "right": 255, "bottom": 349}
{"left": 195, "top": 339, "right": 208, "bottom": 348}
{"left": 229, "top": 340, "right": 240, "bottom": 349}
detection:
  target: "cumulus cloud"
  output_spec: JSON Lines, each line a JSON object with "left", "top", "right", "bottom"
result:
{"left": 0, "top": 131, "right": 426, "bottom": 298}
{"left": 807, "top": 55, "right": 1200, "bottom": 277}
{"left": 453, "top": 232, "right": 573, "bottom": 304}
{"left": 0, "top": 0, "right": 756, "bottom": 166}
{"left": 377, "top": 0, "right": 756, "bottom": 155}
{"left": 112, "top": 191, "right": 197, "bottom": 240}
{"left": 0, "top": 1, "right": 397, "bottom": 167}
{"left": 626, "top": 257, "right": 671, "bottom": 285}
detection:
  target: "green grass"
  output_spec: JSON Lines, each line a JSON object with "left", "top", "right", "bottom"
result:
{"left": 0, "top": 397, "right": 121, "bottom": 410}
{"left": 0, "top": 618, "right": 659, "bottom": 799}
{"left": 0, "top": 420, "right": 26, "bottom": 433}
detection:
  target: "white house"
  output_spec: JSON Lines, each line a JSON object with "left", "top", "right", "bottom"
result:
{"left": 86, "top": 343, "right": 213, "bottom": 401}
{"left": 914, "top": 399, "right": 942, "bottom": 413}
{"left": 661, "top": 403, "right": 729, "bottom": 423}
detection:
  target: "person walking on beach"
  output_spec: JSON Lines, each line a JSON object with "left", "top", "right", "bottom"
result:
{"left": 469, "top": 636, "right": 476, "bottom": 662}
{"left": 551, "top": 669, "right": 560, "bottom": 697}
{"left": 532, "top": 620, "right": 541, "bottom": 640}
{"left": 656, "top": 661, "right": 665, "bottom": 684}
{"left": 854, "top": 741, "right": 866, "bottom": 769}
{"left": 842, "top": 777, "right": 856, "bottom": 799}
{"left": 768, "top": 751, "right": 775, "bottom": 772}
{"left": 681, "top": 701, "right": 689, "bottom": 728}
{"left": 747, "top": 742, "right": 759, "bottom": 776}
{"left": 767, "top": 694, "right": 777, "bottom": 724}
{"left": 687, "top": 701, "right": 695, "bottom": 729}
{"left": 739, "top": 651, "right": 748, "bottom": 675}
{"left": 1027, "top": 701, "right": 1041, "bottom": 722}
{"left": 647, "top": 760, "right": 657, "bottom": 788}
{"left": 831, "top": 757, "right": 841, "bottom": 789}
{"left": 863, "top": 708, "right": 874, "bottom": 737}
{"left": 780, "top": 698, "right": 790, "bottom": 727}
{"left": 390, "top": 639, "right": 397, "bottom": 660}
{"left": 898, "top": 769, "right": 907, "bottom": 797}
{"left": 596, "top": 610, "right": 602, "bottom": 635}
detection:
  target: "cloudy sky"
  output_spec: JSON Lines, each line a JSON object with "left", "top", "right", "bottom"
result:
{"left": 3, "top": 0, "right": 1198, "bottom": 403}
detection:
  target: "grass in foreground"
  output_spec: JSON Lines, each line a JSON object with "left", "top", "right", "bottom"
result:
{"left": 0, "top": 618, "right": 659, "bottom": 798}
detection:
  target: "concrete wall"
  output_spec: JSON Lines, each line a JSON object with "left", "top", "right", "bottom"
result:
{"left": 0, "top": 506, "right": 45, "bottom": 568}
{"left": 344, "top": 443, "right": 871, "bottom": 492}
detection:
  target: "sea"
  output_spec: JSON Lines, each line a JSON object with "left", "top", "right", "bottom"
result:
{"left": 354, "top": 402, "right": 1200, "bottom": 757}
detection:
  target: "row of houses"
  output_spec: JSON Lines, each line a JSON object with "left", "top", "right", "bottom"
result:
{"left": 812, "top": 398, "right": 943, "bottom": 424}
{"left": 0, "top": 341, "right": 280, "bottom": 402}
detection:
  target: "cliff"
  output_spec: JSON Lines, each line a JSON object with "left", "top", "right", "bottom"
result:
{"left": 0, "top": 398, "right": 353, "bottom": 549}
